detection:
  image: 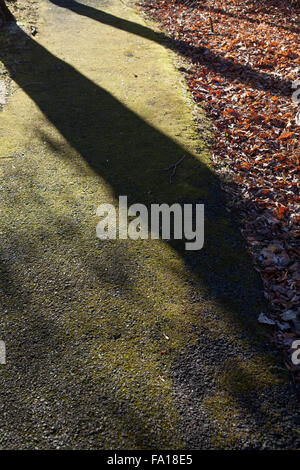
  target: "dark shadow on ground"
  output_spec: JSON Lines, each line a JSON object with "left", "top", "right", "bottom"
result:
{"left": 48, "top": 0, "right": 293, "bottom": 98}
{"left": 201, "top": 3, "right": 300, "bottom": 35}
{"left": 0, "top": 21, "right": 260, "bottom": 313}
{"left": 174, "top": 0, "right": 300, "bottom": 35}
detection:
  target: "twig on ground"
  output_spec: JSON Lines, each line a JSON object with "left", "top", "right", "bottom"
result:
{"left": 149, "top": 154, "right": 186, "bottom": 183}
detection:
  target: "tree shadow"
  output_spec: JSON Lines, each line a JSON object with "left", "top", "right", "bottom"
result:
{"left": 1, "top": 23, "right": 256, "bottom": 301}
{"left": 201, "top": 3, "right": 300, "bottom": 35}
{"left": 175, "top": 0, "right": 300, "bottom": 35}
{"left": 48, "top": 0, "right": 293, "bottom": 98}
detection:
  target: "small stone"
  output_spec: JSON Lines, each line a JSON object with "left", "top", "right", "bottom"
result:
{"left": 277, "top": 321, "right": 290, "bottom": 331}
{"left": 281, "top": 310, "right": 297, "bottom": 321}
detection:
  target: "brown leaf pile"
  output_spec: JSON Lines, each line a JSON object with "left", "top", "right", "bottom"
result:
{"left": 141, "top": 0, "right": 300, "bottom": 376}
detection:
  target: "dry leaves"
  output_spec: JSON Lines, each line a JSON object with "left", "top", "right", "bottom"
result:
{"left": 142, "top": 0, "right": 300, "bottom": 378}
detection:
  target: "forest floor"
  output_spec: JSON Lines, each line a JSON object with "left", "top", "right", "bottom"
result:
{"left": 0, "top": 0, "right": 299, "bottom": 449}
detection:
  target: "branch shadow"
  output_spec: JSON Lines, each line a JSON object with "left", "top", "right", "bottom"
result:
{"left": 176, "top": 0, "right": 300, "bottom": 35}
{"left": 48, "top": 0, "right": 293, "bottom": 98}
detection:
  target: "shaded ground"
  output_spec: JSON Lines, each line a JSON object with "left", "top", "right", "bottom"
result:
{"left": 0, "top": 0, "right": 299, "bottom": 449}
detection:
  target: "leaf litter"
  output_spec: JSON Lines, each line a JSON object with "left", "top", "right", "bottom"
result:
{"left": 141, "top": 0, "right": 300, "bottom": 380}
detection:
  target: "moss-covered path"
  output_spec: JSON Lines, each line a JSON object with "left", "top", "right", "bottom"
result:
{"left": 0, "top": 0, "right": 299, "bottom": 450}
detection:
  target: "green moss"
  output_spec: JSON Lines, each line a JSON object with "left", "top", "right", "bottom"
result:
{"left": 221, "top": 357, "right": 285, "bottom": 395}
